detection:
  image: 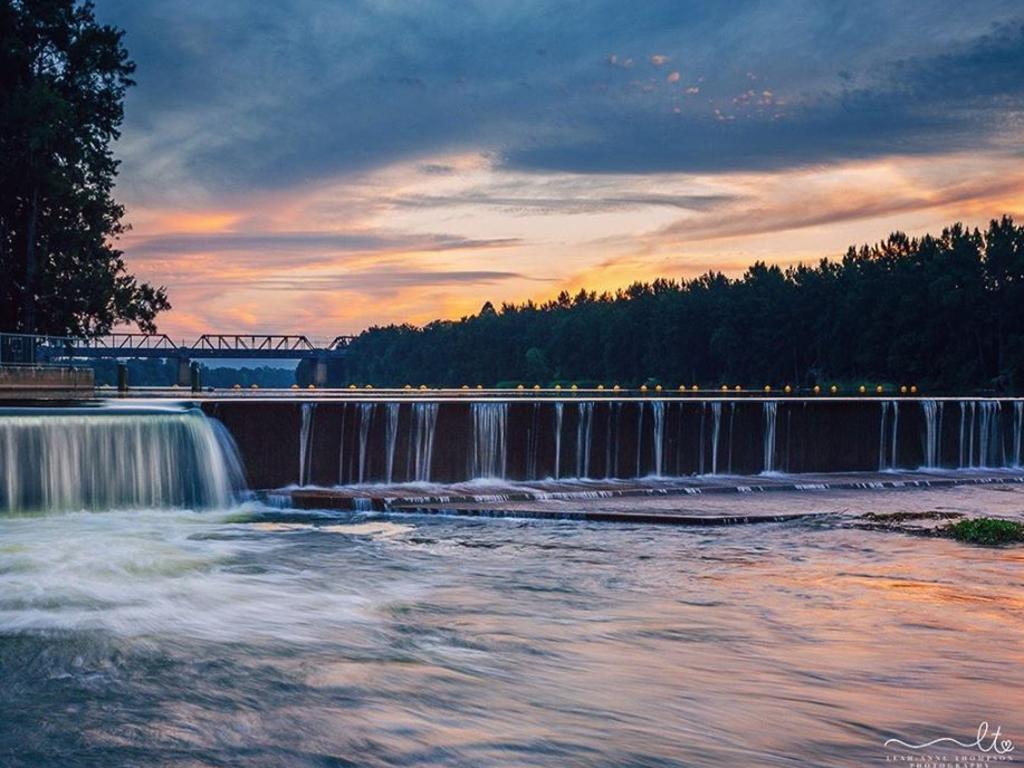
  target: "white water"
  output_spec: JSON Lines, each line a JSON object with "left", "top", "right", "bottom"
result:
{"left": 651, "top": 401, "right": 665, "bottom": 476}
{"left": 958, "top": 400, "right": 1003, "bottom": 468}
{"left": 384, "top": 402, "right": 400, "bottom": 483}
{"left": 553, "top": 402, "right": 564, "bottom": 479}
{"left": 299, "top": 402, "right": 315, "bottom": 486}
{"left": 472, "top": 402, "right": 508, "bottom": 478}
{"left": 0, "top": 407, "right": 243, "bottom": 513}
{"left": 576, "top": 402, "right": 594, "bottom": 479}
{"left": 762, "top": 401, "right": 778, "bottom": 473}
{"left": 411, "top": 402, "right": 439, "bottom": 482}
{"left": 357, "top": 402, "right": 374, "bottom": 483}
{"left": 921, "top": 400, "right": 943, "bottom": 469}
{"left": 710, "top": 402, "right": 722, "bottom": 475}
{"left": 878, "top": 401, "right": 899, "bottom": 470}
{"left": 308, "top": 398, "right": 1024, "bottom": 485}
{"left": 1015, "top": 402, "right": 1023, "bottom": 467}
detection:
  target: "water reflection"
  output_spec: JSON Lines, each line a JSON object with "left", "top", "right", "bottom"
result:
{"left": 1, "top": 487, "right": 1022, "bottom": 766}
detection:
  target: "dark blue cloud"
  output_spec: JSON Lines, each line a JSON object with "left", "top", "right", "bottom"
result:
{"left": 94, "top": 0, "right": 1024, "bottom": 199}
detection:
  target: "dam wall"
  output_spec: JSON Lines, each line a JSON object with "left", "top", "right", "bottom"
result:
{"left": 202, "top": 398, "right": 1024, "bottom": 489}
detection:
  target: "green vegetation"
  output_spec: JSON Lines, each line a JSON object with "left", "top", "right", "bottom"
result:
{"left": 944, "top": 518, "right": 1024, "bottom": 546}
{"left": 0, "top": 0, "right": 169, "bottom": 335}
{"left": 336, "top": 218, "right": 1024, "bottom": 392}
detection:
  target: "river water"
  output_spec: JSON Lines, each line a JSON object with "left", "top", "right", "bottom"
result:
{"left": 2, "top": 485, "right": 1022, "bottom": 767}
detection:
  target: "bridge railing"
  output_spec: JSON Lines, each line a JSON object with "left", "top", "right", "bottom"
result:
{"left": 193, "top": 334, "right": 319, "bottom": 352}
{"left": 1, "top": 331, "right": 355, "bottom": 363}
{"left": 76, "top": 333, "right": 178, "bottom": 350}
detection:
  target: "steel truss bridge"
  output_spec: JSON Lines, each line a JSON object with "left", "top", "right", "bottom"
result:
{"left": 0, "top": 332, "right": 356, "bottom": 385}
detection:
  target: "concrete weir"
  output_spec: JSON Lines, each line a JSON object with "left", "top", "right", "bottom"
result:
{"left": 0, "top": 365, "right": 94, "bottom": 399}
{"left": 202, "top": 396, "right": 1024, "bottom": 491}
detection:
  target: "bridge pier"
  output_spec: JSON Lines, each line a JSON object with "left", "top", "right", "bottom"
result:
{"left": 175, "top": 357, "right": 192, "bottom": 387}
{"left": 314, "top": 356, "right": 329, "bottom": 387}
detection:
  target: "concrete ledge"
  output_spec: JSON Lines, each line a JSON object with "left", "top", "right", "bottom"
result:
{"left": 0, "top": 365, "right": 94, "bottom": 398}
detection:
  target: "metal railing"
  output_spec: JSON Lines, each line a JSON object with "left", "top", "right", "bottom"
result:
{"left": 0, "top": 331, "right": 355, "bottom": 363}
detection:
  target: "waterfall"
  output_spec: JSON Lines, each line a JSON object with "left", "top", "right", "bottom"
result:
{"left": 383, "top": 403, "right": 400, "bottom": 483}
{"left": 527, "top": 403, "right": 541, "bottom": 480}
{"left": 472, "top": 402, "right": 507, "bottom": 478}
{"left": 878, "top": 401, "right": 899, "bottom": 470}
{"left": 576, "top": 402, "right": 594, "bottom": 478}
{"left": 651, "top": 401, "right": 665, "bottom": 476}
{"left": 553, "top": 402, "right": 564, "bottom": 479}
{"left": 603, "top": 404, "right": 613, "bottom": 479}
{"left": 958, "top": 401, "right": 1004, "bottom": 468}
{"left": 959, "top": 402, "right": 969, "bottom": 467}
{"left": 635, "top": 402, "right": 645, "bottom": 477}
{"left": 697, "top": 403, "right": 707, "bottom": 475}
{"left": 0, "top": 407, "right": 244, "bottom": 513}
{"left": 357, "top": 403, "right": 374, "bottom": 483}
{"left": 299, "top": 402, "right": 315, "bottom": 486}
{"left": 762, "top": 401, "right": 778, "bottom": 473}
{"left": 1011, "top": 403, "right": 1019, "bottom": 468}
{"left": 977, "top": 401, "right": 1001, "bottom": 468}
{"left": 611, "top": 403, "right": 622, "bottom": 478}
{"left": 411, "top": 403, "right": 438, "bottom": 482}
{"left": 710, "top": 402, "right": 722, "bottom": 475}
{"left": 726, "top": 402, "right": 736, "bottom": 474}
{"left": 921, "top": 400, "right": 943, "bottom": 468}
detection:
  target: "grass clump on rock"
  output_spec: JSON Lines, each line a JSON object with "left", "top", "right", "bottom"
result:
{"left": 944, "top": 518, "right": 1024, "bottom": 546}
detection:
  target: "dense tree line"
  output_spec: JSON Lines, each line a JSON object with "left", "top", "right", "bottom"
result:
{"left": 0, "top": 0, "right": 168, "bottom": 335}
{"left": 334, "top": 217, "right": 1024, "bottom": 393}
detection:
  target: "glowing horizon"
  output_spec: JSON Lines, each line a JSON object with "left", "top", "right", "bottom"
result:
{"left": 92, "top": 0, "right": 1024, "bottom": 336}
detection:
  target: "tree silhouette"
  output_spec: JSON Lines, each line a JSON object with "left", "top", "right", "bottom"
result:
{"left": 0, "top": 0, "right": 169, "bottom": 335}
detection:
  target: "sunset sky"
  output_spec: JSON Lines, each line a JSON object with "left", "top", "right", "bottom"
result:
{"left": 93, "top": 0, "right": 1024, "bottom": 338}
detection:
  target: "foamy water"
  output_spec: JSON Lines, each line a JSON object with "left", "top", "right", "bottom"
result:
{"left": 2, "top": 485, "right": 1023, "bottom": 766}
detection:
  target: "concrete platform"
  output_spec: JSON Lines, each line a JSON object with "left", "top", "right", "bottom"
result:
{"left": 0, "top": 365, "right": 94, "bottom": 399}
{"left": 282, "top": 469, "right": 1024, "bottom": 524}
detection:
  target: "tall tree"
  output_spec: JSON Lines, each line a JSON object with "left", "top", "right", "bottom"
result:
{"left": 0, "top": 0, "right": 168, "bottom": 336}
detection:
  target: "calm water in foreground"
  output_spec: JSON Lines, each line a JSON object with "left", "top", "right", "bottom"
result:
{"left": 2, "top": 485, "right": 1022, "bottom": 767}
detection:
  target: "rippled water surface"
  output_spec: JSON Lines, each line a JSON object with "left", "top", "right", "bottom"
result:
{"left": 2, "top": 486, "right": 1023, "bottom": 767}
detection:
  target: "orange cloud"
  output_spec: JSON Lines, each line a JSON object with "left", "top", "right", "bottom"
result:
{"left": 115, "top": 151, "right": 1024, "bottom": 336}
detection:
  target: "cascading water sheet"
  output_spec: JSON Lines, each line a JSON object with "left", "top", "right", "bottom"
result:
{"left": 0, "top": 407, "right": 244, "bottom": 513}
